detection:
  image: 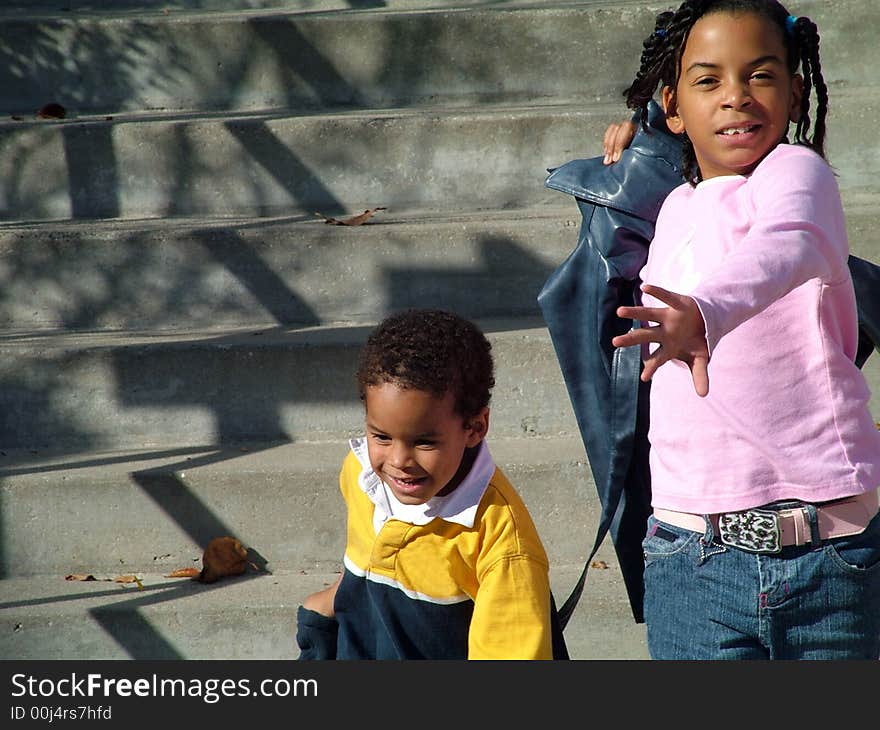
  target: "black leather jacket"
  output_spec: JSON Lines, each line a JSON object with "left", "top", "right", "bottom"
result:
{"left": 539, "top": 102, "right": 880, "bottom": 627}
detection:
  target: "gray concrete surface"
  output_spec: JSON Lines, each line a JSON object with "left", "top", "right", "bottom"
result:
{"left": 0, "top": 0, "right": 877, "bottom": 662}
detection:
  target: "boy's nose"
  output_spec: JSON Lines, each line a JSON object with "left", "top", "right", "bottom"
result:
{"left": 387, "top": 443, "right": 412, "bottom": 469}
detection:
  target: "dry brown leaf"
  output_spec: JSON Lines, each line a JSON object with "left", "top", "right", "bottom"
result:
{"left": 165, "top": 567, "right": 201, "bottom": 579}
{"left": 114, "top": 575, "right": 144, "bottom": 589}
{"left": 65, "top": 574, "right": 96, "bottom": 582}
{"left": 314, "top": 207, "right": 386, "bottom": 226}
{"left": 37, "top": 102, "right": 66, "bottom": 120}
{"left": 197, "top": 536, "right": 249, "bottom": 584}
{"left": 590, "top": 560, "right": 609, "bottom": 570}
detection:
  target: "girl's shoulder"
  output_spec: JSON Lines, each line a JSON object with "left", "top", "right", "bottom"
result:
{"left": 755, "top": 142, "right": 831, "bottom": 178}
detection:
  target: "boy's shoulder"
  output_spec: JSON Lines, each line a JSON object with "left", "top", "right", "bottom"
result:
{"left": 476, "top": 466, "right": 549, "bottom": 562}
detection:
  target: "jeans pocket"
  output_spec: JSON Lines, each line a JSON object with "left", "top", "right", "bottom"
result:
{"left": 642, "top": 515, "right": 700, "bottom": 566}
{"left": 826, "top": 510, "right": 880, "bottom": 574}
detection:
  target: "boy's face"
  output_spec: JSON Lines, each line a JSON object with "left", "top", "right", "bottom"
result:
{"left": 364, "top": 382, "right": 488, "bottom": 505}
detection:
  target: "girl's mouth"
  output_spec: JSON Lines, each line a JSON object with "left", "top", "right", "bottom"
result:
{"left": 719, "top": 124, "right": 759, "bottom": 136}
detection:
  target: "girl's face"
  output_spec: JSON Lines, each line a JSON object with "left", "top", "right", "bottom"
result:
{"left": 364, "top": 382, "right": 488, "bottom": 505}
{"left": 662, "top": 11, "right": 803, "bottom": 180}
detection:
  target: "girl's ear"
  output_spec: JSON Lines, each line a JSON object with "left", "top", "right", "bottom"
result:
{"left": 662, "top": 85, "right": 686, "bottom": 134}
{"left": 789, "top": 73, "right": 804, "bottom": 122}
{"left": 464, "top": 407, "right": 489, "bottom": 448}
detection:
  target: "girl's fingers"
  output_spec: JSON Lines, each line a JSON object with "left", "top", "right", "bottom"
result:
{"left": 603, "top": 121, "right": 637, "bottom": 164}
{"left": 690, "top": 355, "right": 710, "bottom": 397}
{"left": 611, "top": 324, "right": 661, "bottom": 349}
{"left": 616, "top": 305, "right": 665, "bottom": 322}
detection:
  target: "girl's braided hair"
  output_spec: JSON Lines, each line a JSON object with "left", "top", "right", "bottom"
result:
{"left": 625, "top": 0, "right": 828, "bottom": 185}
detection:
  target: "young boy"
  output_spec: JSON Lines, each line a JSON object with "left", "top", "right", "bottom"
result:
{"left": 295, "top": 309, "right": 567, "bottom": 659}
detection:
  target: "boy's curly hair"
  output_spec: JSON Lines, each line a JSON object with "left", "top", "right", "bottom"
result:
{"left": 356, "top": 309, "right": 494, "bottom": 421}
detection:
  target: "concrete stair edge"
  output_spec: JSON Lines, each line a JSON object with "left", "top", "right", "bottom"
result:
{"left": 0, "top": 563, "right": 649, "bottom": 660}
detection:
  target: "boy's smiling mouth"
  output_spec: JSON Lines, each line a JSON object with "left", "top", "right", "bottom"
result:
{"left": 386, "top": 473, "right": 428, "bottom": 492}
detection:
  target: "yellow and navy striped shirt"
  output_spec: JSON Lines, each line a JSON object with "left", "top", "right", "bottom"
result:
{"left": 334, "top": 438, "right": 558, "bottom": 659}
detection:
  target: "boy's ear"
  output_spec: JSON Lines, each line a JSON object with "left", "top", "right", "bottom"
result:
{"left": 464, "top": 407, "right": 489, "bottom": 448}
{"left": 789, "top": 73, "right": 804, "bottom": 122}
{"left": 662, "top": 85, "right": 686, "bottom": 135}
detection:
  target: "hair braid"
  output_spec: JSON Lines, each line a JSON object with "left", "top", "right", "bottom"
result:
{"left": 788, "top": 15, "right": 828, "bottom": 158}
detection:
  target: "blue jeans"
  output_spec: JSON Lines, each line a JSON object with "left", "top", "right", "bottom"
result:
{"left": 642, "top": 507, "right": 880, "bottom": 659}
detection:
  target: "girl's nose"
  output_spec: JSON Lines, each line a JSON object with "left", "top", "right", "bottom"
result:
{"left": 722, "top": 80, "right": 752, "bottom": 109}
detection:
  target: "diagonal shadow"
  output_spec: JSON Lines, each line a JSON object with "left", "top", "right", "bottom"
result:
{"left": 0, "top": 573, "right": 270, "bottom": 660}
{"left": 386, "top": 234, "right": 555, "bottom": 320}
{"left": 249, "top": 18, "right": 369, "bottom": 110}
{"left": 224, "top": 121, "right": 347, "bottom": 217}
{"left": 192, "top": 227, "right": 322, "bottom": 327}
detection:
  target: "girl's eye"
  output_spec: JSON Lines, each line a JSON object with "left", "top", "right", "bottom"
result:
{"left": 372, "top": 433, "right": 391, "bottom": 444}
{"left": 415, "top": 440, "right": 437, "bottom": 448}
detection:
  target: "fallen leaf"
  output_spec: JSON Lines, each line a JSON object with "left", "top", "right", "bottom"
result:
{"left": 590, "top": 560, "right": 609, "bottom": 570}
{"left": 197, "top": 536, "right": 249, "bottom": 584}
{"left": 65, "top": 574, "right": 96, "bottom": 582}
{"left": 37, "top": 102, "right": 66, "bottom": 120}
{"left": 314, "top": 207, "right": 386, "bottom": 226}
{"left": 114, "top": 574, "right": 144, "bottom": 589}
{"left": 165, "top": 567, "right": 200, "bottom": 578}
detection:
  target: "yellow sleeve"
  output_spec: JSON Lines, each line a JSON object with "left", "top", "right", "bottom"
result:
{"left": 466, "top": 474, "right": 554, "bottom": 660}
{"left": 467, "top": 553, "right": 554, "bottom": 659}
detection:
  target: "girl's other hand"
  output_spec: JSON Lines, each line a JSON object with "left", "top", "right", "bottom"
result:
{"left": 603, "top": 119, "right": 637, "bottom": 164}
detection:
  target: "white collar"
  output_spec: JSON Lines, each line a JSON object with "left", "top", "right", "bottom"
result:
{"left": 349, "top": 437, "right": 495, "bottom": 529}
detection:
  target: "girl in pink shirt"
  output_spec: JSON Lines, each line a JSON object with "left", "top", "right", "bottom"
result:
{"left": 610, "top": 0, "right": 880, "bottom": 659}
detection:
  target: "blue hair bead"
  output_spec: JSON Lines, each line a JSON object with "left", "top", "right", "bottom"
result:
{"left": 785, "top": 14, "right": 798, "bottom": 33}
{"left": 654, "top": 27, "right": 667, "bottom": 38}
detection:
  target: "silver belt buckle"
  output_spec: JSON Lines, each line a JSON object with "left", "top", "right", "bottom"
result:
{"left": 718, "top": 509, "right": 782, "bottom": 553}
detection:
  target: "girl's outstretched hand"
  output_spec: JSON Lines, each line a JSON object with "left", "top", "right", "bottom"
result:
{"left": 612, "top": 284, "right": 711, "bottom": 397}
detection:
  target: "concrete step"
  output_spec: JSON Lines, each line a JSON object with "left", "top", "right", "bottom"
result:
{"left": 0, "top": 0, "right": 637, "bottom": 18}
{"left": 0, "top": 207, "right": 581, "bottom": 331}
{"left": 0, "top": 319, "right": 590, "bottom": 451}
{"left": 0, "top": 435, "right": 599, "bottom": 576}
{"left": 0, "top": 563, "right": 648, "bottom": 660}
{"left": 1, "top": 1, "right": 872, "bottom": 117}
{"left": 1, "top": 203, "right": 879, "bottom": 332}
{"left": 0, "top": 102, "right": 619, "bottom": 222}
{"left": 2, "top": 90, "right": 877, "bottom": 223}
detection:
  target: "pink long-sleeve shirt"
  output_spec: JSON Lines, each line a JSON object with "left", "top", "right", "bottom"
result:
{"left": 640, "top": 143, "right": 880, "bottom": 513}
